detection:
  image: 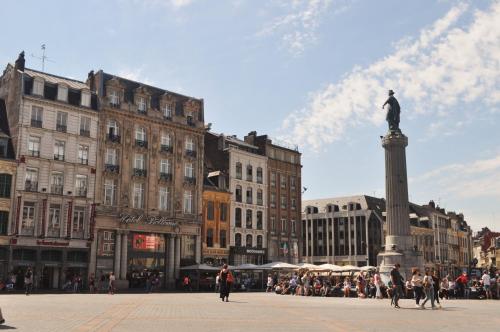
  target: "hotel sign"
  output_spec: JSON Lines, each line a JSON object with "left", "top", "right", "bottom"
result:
{"left": 119, "top": 214, "right": 178, "bottom": 227}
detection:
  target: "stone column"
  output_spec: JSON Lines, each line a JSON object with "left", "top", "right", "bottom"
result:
{"left": 114, "top": 231, "right": 121, "bottom": 278}
{"left": 120, "top": 232, "right": 128, "bottom": 280}
{"left": 305, "top": 219, "right": 309, "bottom": 259}
{"left": 167, "top": 235, "right": 175, "bottom": 288}
{"left": 195, "top": 234, "right": 201, "bottom": 264}
{"left": 174, "top": 236, "right": 181, "bottom": 279}
{"left": 382, "top": 133, "right": 411, "bottom": 249}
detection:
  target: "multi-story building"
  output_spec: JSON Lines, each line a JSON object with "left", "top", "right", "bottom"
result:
{"left": 88, "top": 70, "right": 204, "bottom": 289}
{"left": 408, "top": 203, "right": 435, "bottom": 270}
{"left": 0, "top": 53, "right": 98, "bottom": 289}
{"left": 201, "top": 173, "right": 231, "bottom": 266}
{"left": 302, "top": 196, "right": 384, "bottom": 266}
{"left": 0, "top": 99, "right": 17, "bottom": 282}
{"left": 244, "top": 132, "right": 302, "bottom": 264}
{"left": 473, "top": 227, "right": 500, "bottom": 270}
{"left": 205, "top": 132, "right": 267, "bottom": 265}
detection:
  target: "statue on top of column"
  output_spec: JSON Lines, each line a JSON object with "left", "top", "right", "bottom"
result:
{"left": 382, "top": 90, "right": 401, "bottom": 133}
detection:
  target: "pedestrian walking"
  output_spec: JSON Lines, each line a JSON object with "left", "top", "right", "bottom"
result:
{"left": 108, "top": 272, "right": 116, "bottom": 295}
{"left": 89, "top": 274, "right": 96, "bottom": 293}
{"left": 266, "top": 274, "right": 274, "bottom": 292}
{"left": 219, "top": 264, "right": 233, "bottom": 302}
{"left": 343, "top": 277, "right": 351, "bottom": 298}
{"left": 24, "top": 267, "right": 33, "bottom": 296}
{"left": 432, "top": 270, "right": 442, "bottom": 308}
{"left": 215, "top": 274, "right": 220, "bottom": 293}
{"left": 374, "top": 270, "right": 382, "bottom": 299}
{"left": 421, "top": 270, "right": 436, "bottom": 309}
{"left": 411, "top": 269, "right": 424, "bottom": 307}
{"left": 183, "top": 275, "right": 192, "bottom": 292}
{"left": 481, "top": 270, "right": 492, "bottom": 299}
{"left": 390, "top": 264, "right": 403, "bottom": 308}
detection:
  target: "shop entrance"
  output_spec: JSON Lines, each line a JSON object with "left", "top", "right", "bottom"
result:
{"left": 41, "top": 266, "right": 60, "bottom": 289}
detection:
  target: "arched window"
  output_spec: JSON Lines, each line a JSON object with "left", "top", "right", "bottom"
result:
{"left": 235, "top": 208, "right": 242, "bottom": 227}
{"left": 246, "top": 165, "right": 253, "bottom": 181}
{"left": 235, "top": 185, "right": 242, "bottom": 202}
{"left": 246, "top": 209, "right": 252, "bottom": 229}
{"left": 256, "top": 211, "right": 263, "bottom": 230}
{"left": 257, "top": 235, "right": 263, "bottom": 249}
{"left": 246, "top": 234, "right": 253, "bottom": 247}
{"left": 0, "top": 174, "right": 12, "bottom": 198}
{"left": 246, "top": 187, "right": 253, "bottom": 204}
{"left": 235, "top": 233, "right": 242, "bottom": 247}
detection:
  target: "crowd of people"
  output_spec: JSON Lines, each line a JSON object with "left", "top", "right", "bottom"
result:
{"left": 265, "top": 264, "right": 500, "bottom": 309}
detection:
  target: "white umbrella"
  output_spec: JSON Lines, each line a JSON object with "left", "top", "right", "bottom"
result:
{"left": 234, "top": 263, "right": 259, "bottom": 270}
{"left": 317, "top": 264, "right": 343, "bottom": 272}
{"left": 180, "top": 264, "right": 220, "bottom": 271}
{"left": 259, "top": 262, "right": 299, "bottom": 269}
{"left": 360, "top": 266, "right": 377, "bottom": 271}
{"left": 340, "top": 265, "right": 361, "bottom": 272}
{"left": 296, "top": 263, "right": 319, "bottom": 270}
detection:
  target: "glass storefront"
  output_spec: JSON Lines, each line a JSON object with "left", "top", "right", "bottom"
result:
{"left": 127, "top": 232, "right": 166, "bottom": 289}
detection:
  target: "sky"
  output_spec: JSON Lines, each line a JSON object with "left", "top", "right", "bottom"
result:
{"left": 1, "top": 0, "right": 499, "bottom": 232}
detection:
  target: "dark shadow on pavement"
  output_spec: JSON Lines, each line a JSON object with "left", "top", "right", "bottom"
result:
{"left": 0, "top": 325, "right": 16, "bottom": 330}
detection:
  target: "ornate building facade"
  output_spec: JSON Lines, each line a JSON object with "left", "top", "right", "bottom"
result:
{"left": 0, "top": 53, "right": 98, "bottom": 289}
{"left": 88, "top": 70, "right": 205, "bottom": 289}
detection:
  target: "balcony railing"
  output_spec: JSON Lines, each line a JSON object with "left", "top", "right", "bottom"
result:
{"left": 137, "top": 109, "right": 147, "bottom": 115}
{"left": 257, "top": 199, "right": 263, "bottom": 206}
{"left": 160, "top": 172, "right": 173, "bottom": 182}
{"left": 257, "top": 177, "right": 263, "bottom": 184}
{"left": 75, "top": 188, "right": 87, "bottom": 197}
{"left": 79, "top": 158, "right": 89, "bottom": 165}
{"left": 47, "top": 227, "right": 60, "bottom": 238}
{"left": 31, "top": 119, "right": 43, "bottom": 128}
{"left": 25, "top": 181, "right": 38, "bottom": 192}
{"left": 246, "top": 198, "right": 253, "bottom": 204}
{"left": 54, "top": 154, "right": 65, "bottom": 161}
{"left": 28, "top": 150, "right": 40, "bottom": 157}
{"left": 51, "top": 184, "right": 63, "bottom": 195}
{"left": 161, "top": 145, "right": 173, "bottom": 153}
{"left": 109, "top": 101, "right": 120, "bottom": 108}
{"left": 184, "top": 176, "right": 196, "bottom": 185}
{"left": 56, "top": 124, "right": 67, "bottom": 133}
{"left": 185, "top": 150, "right": 197, "bottom": 158}
{"left": 163, "top": 115, "right": 172, "bottom": 121}
{"left": 133, "top": 168, "right": 147, "bottom": 177}
{"left": 80, "top": 129, "right": 90, "bottom": 137}
{"left": 107, "top": 133, "right": 121, "bottom": 143}
{"left": 105, "top": 164, "right": 120, "bottom": 174}
{"left": 135, "top": 139, "right": 148, "bottom": 148}
{"left": 187, "top": 117, "right": 195, "bottom": 127}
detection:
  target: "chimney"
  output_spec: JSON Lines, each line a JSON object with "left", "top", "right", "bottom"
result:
{"left": 14, "top": 51, "right": 25, "bottom": 71}
{"left": 87, "top": 70, "right": 95, "bottom": 91}
{"left": 428, "top": 200, "right": 435, "bottom": 209}
{"left": 244, "top": 131, "right": 257, "bottom": 145}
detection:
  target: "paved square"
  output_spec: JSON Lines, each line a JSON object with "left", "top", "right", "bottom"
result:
{"left": 1, "top": 293, "right": 499, "bottom": 332}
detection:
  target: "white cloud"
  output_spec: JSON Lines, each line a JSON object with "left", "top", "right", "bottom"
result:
{"left": 257, "top": 0, "right": 344, "bottom": 56}
{"left": 410, "top": 153, "right": 500, "bottom": 199}
{"left": 169, "top": 0, "right": 193, "bottom": 8}
{"left": 282, "top": 1, "right": 500, "bottom": 150}
{"left": 133, "top": 0, "right": 194, "bottom": 9}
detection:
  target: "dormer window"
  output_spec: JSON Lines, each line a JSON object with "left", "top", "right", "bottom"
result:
{"left": 57, "top": 85, "right": 68, "bottom": 102}
{"left": 109, "top": 90, "right": 119, "bottom": 107}
{"left": 81, "top": 91, "right": 91, "bottom": 107}
{"left": 137, "top": 96, "right": 146, "bottom": 113}
{"left": 33, "top": 78, "right": 44, "bottom": 96}
{"left": 186, "top": 110, "right": 195, "bottom": 126}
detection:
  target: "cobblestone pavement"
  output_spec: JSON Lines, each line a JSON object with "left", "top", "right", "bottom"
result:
{"left": 1, "top": 293, "right": 499, "bottom": 332}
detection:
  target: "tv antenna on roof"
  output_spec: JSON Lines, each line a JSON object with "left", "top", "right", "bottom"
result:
{"left": 30, "top": 44, "right": 54, "bottom": 72}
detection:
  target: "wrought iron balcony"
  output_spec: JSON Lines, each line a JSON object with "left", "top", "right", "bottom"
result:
{"left": 56, "top": 124, "right": 67, "bottom": 133}
{"left": 135, "top": 139, "right": 148, "bottom": 148}
{"left": 187, "top": 117, "right": 196, "bottom": 127}
{"left": 25, "top": 181, "right": 38, "bottom": 192}
{"left": 185, "top": 149, "right": 197, "bottom": 158}
{"left": 184, "top": 176, "right": 196, "bottom": 185}
{"left": 104, "top": 164, "right": 120, "bottom": 174}
{"left": 79, "top": 158, "right": 89, "bottom": 165}
{"left": 75, "top": 188, "right": 87, "bottom": 197}
{"left": 107, "top": 133, "right": 120, "bottom": 143}
{"left": 160, "top": 172, "right": 173, "bottom": 182}
{"left": 80, "top": 129, "right": 90, "bottom": 137}
{"left": 54, "top": 154, "right": 65, "bottom": 161}
{"left": 51, "top": 184, "right": 63, "bottom": 195}
{"left": 133, "top": 168, "right": 147, "bottom": 177}
{"left": 160, "top": 145, "right": 173, "bottom": 153}
{"left": 163, "top": 115, "right": 172, "bottom": 121}
{"left": 31, "top": 119, "right": 42, "bottom": 128}
{"left": 28, "top": 150, "right": 40, "bottom": 157}
{"left": 137, "top": 109, "right": 147, "bottom": 115}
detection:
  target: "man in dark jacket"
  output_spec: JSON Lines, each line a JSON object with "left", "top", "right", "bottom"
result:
{"left": 390, "top": 263, "right": 403, "bottom": 308}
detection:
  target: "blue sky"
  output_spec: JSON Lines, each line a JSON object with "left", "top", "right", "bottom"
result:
{"left": 1, "top": 0, "right": 499, "bottom": 232}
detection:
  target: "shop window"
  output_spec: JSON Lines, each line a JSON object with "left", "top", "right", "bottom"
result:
{"left": 67, "top": 251, "right": 88, "bottom": 262}
{"left": 257, "top": 235, "right": 263, "bottom": 249}
{"left": 41, "top": 250, "right": 62, "bottom": 261}
{"left": 207, "top": 228, "right": 214, "bottom": 248}
{"left": 13, "top": 249, "right": 36, "bottom": 261}
{"left": 0, "top": 211, "right": 8, "bottom": 235}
